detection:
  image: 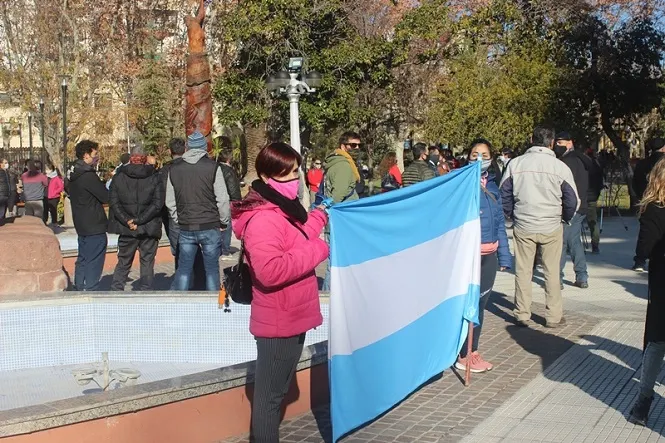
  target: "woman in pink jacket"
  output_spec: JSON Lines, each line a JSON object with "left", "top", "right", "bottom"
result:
{"left": 231, "top": 142, "right": 328, "bottom": 442}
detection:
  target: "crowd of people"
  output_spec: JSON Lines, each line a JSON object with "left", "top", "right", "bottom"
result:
{"left": 4, "top": 123, "right": 665, "bottom": 438}
{"left": 0, "top": 158, "right": 65, "bottom": 224}
{"left": 64, "top": 132, "right": 240, "bottom": 293}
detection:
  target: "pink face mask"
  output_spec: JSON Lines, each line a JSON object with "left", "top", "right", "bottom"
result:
{"left": 268, "top": 178, "right": 299, "bottom": 200}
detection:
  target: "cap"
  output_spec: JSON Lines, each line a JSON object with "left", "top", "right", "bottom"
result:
{"left": 187, "top": 131, "right": 207, "bottom": 150}
{"left": 555, "top": 131, "right": 572, "bottom": 141}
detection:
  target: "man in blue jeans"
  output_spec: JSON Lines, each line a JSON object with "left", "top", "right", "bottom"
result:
{"left": 165, "top": 131, "right": 230, "bottom": 291}
{"left": 68, "top": 140, "right": 109, "bottom": 291}
{"left": 555, "top": 132, "right": 590, "bottom": 289}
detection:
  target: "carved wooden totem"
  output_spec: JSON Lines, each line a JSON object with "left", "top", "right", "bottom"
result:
{"left": 185, "top": 0, "right": 213, "bottom": 152}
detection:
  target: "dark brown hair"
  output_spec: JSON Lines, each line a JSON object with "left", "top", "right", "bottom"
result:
{"left": 255, "top": 142, "right": 302, "bottom": 178}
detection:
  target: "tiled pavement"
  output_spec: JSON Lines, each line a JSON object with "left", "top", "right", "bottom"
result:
{"left": 463, "top": 320, "right": 665, "bottom": 443}
{"left": 101, "top": 218, "right": 664, "bottom": 442}
{"left": 223, "top": 300, "right": 598, "bottom": 443}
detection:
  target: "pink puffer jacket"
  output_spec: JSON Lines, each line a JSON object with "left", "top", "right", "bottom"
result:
{"left": 231, "top": 190, "right": 329, "bottom": 338}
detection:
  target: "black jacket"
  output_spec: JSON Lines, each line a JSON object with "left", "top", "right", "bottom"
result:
{"left": 68, "top": 160, "right": 109, "bottom": 236}
{"left": 633, "top": 152, "right": 664, "bottom": 201}
{"left": 108, "top": 164, "right": 164, "bottom": 239}
{"left": 560, "top": 149, "right": 591, "bottom": 214}
{"left": 0, "top": 169, "right": 10, "bottom": 204}
{"left": 220, "top": 163, "right": 241, "bottom": 201}
{"left": 636, "top": 203, "right": 665, "bottom": 346}
{"left": 587, "top": 157, "right": 604, "bottom": 203}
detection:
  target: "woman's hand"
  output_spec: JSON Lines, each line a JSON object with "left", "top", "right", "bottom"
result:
{"left": 500, "top": 267, "right": 509, "bottom": 272}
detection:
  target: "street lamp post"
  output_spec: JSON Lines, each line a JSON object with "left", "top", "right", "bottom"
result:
{"left": 39, "top": 99, "right": 45, "bottom": 164}
{"left": 28, "top": 113, "right": 33, "bottom": 160}
{"left": 61, "top": 77, "right": 68, "bottom": 174}
{"left": 266, "top": 58, "right": 322, "bottom": 154}
{"left": 266, "top": 58, "right": 322, "bottom": 210}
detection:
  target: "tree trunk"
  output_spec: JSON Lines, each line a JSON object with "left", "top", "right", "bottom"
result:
{"left": 243, "top": 123, "right": 266, "bottom": 184}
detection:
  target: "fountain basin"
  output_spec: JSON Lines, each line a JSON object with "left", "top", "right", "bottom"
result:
{"left": 0, "top": 292, "right": 330, "bottom": 442}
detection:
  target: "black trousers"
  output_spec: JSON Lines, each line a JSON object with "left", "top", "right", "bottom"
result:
{"left": 251, "top": 333, "right": 305, "bottom": 443}
{"left": 46, "top": 198, "right": 59, "bottom": 224}
{"left": 111, "top": 235, "right": 159, "bottom": 291}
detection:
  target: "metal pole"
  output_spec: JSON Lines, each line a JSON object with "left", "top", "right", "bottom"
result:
{"left": 126, "top": 91, "right": 131, "bottom": 154}
{"left": 464, "top": 323, "right": 473, "bottom": 387}
{"left": 39, "top": 99, "right": 45, "bottom": 164}
{"left": 28, "top": 113, "right": 33, "bottom": 160}
{"left": 61, "top": 79, "right": 68, "bottom": 174}
{"left": 287, "top": 74, "right": 301, "bottom": 154}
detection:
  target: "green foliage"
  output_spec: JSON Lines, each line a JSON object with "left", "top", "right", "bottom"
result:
{"left": 133, "top": 58, "right": 178, "bottom": 154}
{"left": 211, "top": 0, "right": 665, "bottom": 162}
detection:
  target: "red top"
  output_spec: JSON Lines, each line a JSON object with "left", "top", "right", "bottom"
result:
{"left": 232, "top": 191, "right": 329, "bottom": 338}
{"left": 389, "top": 164, "right": 403, "bottom": 186}
{"left": 307, "top": 168, "right": 324, "bottom": 192}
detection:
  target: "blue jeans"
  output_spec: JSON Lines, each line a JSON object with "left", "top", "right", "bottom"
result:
{"left": 639, "top": 341, "right": 665, "bottom": 400}
{"left": 172, "top": 229, "right": 222, "bottom": 291}
{"left": 560, "top": 212, "right": 588, "bottom": 283}
{"left": 221, "top": 220, "right": 233, "bottom": 255}
{"left": 75, "top": 233, "right": 107, "bottom": 291}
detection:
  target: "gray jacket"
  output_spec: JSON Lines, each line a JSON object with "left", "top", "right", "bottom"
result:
{"left": 499, "top": 146, "right": 580, "bottom": 234}
{"left": 165, "top": 149, "right": 230, "bottom": 228}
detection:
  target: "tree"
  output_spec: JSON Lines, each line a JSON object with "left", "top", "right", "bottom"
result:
{"left": 554, "top": 14, "right": 665, "bottom": 204}
{"left": 0, "top": 0, "right": 188, "bottom": 171}
{"left": 424, "top": 0, "right": 558, "bottom": 150}
{"left": 133, "top": 57, "right": 182, "bottom": 153}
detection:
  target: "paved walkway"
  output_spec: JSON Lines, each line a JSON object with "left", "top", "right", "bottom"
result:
{"left": 224, "top": 216, "right": 665, "bottom": 443}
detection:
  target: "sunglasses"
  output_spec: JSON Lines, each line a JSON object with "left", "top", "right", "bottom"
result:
{"left": 346, "top": 143, "right": 362, "bottom": 148}
{"left": 314, "top": 162, "right": 322, "bottom": 165}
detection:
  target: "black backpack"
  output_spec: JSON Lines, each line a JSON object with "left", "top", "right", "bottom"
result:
{"left": 381, "top": 172, "right": 400, "bottom": 192}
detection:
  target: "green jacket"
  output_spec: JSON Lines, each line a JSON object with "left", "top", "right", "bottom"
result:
{"left": 324, "top": 152, "right": 359, "bottom": 203}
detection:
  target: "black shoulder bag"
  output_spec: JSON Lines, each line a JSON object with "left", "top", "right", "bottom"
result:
{"left": 223, "top": 216, "right": 308, "bottom": 306}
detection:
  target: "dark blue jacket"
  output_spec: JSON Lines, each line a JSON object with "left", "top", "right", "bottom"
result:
{"left": 481, "top": 173, "right": 512, "bottom": 269}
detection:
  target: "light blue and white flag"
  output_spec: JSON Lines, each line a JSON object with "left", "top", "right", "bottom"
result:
{"left": 327, "top": 163, "right": 481, "bottom": 441}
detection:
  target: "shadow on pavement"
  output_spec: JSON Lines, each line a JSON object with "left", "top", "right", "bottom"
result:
{"left": 612, "top": 279, "right": 648, "bottom": 300}
{"left": 507, "top": 325, "right": 665, "bottom": 437}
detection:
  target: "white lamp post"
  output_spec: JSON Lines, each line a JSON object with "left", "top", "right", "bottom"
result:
{"left": 266, "top": 57, "right": 322, "bottom": 154}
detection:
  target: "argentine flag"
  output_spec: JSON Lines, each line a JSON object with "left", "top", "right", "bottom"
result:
{"left": 327, "top": 163, "right": 481, "bottom": 441}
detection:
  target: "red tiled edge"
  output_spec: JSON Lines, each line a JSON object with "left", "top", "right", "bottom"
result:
{"left": 0, "top": 363, "right": 329, "bottom": 443}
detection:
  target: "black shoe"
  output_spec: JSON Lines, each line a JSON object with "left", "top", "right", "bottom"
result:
{"left": 561, "top": 283, "right": 565, "bottom": 290}
{"left": 545, "top": 317, "right": 566, "bottom": 328}
{"left": 592, "top": 246, "right": 600, "bottom": 254}
{"left": 574, "top": 281, "right": 589, "bottom": 289}
{"left": 629, "top": 396, "right": 653, "bottom": 426}
{"left": 515, "top": 319, "right": 530, "bottom": 328}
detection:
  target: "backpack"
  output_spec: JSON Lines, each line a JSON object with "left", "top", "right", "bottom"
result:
{"left": 314, "top": 173, "right": 356, "bottom": 206}
{"left": 381, "top": 172, "right": 400, "bottom": 192}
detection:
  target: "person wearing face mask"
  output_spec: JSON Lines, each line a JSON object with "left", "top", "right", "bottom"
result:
{"left": 231, "top": 142, "right": 329, "bottom": 442}
{"left": 427, "top": 146, "right": 441, "bottom": 176}
{"left": 402, "top": 142, "right": 436, "bottom": 187}
{"left": 307, "top": 158, "right": 324, "bottom": 203}
{"left": 166, "top": 131, "right": 230, "bottom": 291}
{"left": 455, "top": 139, "right": 511, "bottom": 373}
{"left": 555, "top": 132, "right": 590, "bottom": 289}
{"left": 500, "top": 125, "right": 579, "bottom": 329}
{"left": 69, "top": 140, "right": 110, "bottom": 291}
{"left": 44, "top": 162, "right": 64, "bottom": 226}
